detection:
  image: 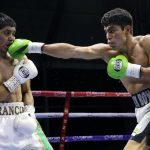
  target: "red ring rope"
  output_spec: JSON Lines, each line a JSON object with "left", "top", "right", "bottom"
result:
{"left": 32, "top": 91, "right": 131, "bottom": 97}
{"left": 59, "top": 92, "right": 71, "bottom": 150}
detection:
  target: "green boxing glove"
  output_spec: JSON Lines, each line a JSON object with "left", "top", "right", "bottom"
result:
{"left": 8, "top": 39, "right": 44, "bottom": 60}
{"left": 107, "top": 55, "right": 141, "bottom": 79}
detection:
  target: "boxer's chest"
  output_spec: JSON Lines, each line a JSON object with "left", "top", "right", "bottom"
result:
{"left": 128, "top": 44, "right": 149, "bottom": 67}
{"left": 120, "top": 44, "right": 150, "bottom": 94}
{"left": 0, "top": 58, "right": 15, "bottom": 83}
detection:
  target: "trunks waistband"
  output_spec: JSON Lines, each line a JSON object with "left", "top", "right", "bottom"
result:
{"left": 132, "top": 89, "right": 150, "bottom": 108}
{"left": 0, "top": 102, "right": 24, "bottom": 115}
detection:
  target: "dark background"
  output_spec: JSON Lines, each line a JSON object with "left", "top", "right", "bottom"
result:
{"left": 1, "top": 0, "right": 150, "bottom": 149}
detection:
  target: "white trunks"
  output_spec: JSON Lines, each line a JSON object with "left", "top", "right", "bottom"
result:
{"left": 0, "top": 102, "right": 53, "bottom": 150}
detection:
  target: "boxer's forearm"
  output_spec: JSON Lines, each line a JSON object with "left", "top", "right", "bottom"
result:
{"left": 22, "top": 91, "right": 34, "bottom": 106}
{"left": 21, "top": 81, "right": 34, "bottom": 106}
{"left": 42, "top": 43, "right": 76, "bottom": 59}
{"left": 21, "top": 82, "right": 35, "bottom": 118}
{"left": 140, "top": 67, "right": 150, "bottom": 80}
{"left": 42, "top": 43, "right": 102, "bottom": 59}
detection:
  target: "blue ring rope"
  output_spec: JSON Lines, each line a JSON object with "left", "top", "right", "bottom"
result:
{"left": 47, "top": 135, "right": 130, "bottom": 143}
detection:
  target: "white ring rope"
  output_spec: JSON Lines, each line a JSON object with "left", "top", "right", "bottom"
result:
{"left": 35, "top": 112, "right": 135, "bottom": 118}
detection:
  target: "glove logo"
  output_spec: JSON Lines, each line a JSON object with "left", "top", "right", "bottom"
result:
{"left": 113, "top": 59, "right": 122, "bottom": 72}
{"left": 19, "top": 66, "right": 29, "bottom": 78}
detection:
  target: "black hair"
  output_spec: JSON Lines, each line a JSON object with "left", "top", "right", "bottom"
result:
{"left": 101, "top": 8, "right": 133, "bottom": 29}
{"left": 0, "top": 12, "right": 16, "bottom": 29}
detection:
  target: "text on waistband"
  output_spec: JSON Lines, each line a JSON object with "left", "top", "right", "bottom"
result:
{"left": 0, "top": 106, "right": 24, "bottom": 115}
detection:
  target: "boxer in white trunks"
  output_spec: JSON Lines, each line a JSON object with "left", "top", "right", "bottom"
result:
{"left": 0, "top": 13, "right": 53, "bottom": 150}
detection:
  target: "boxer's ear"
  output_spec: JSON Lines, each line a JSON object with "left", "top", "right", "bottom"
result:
{"left": 124, "top": 25, "right": 133, "bottom": 34}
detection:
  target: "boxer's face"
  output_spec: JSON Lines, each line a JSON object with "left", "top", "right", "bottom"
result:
{"left": 0, "top": 26, "right": 16, "bottom": 52}
{"left": 104, "top": 25, "right": 128, "bottom": 50}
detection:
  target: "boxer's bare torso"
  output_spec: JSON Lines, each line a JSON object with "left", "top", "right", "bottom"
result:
{"left": 103, "top": 35, "right": 150, "bottom": 95}
{"left": 0, "top": 55, "right": 22, "bottom": 102}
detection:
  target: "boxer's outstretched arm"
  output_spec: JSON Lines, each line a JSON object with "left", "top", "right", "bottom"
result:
{"left": 8, "top": 39, "right": 118, "bottom": 60}
{"left": 42, "top": 43, "right": 116, "bottom": 60}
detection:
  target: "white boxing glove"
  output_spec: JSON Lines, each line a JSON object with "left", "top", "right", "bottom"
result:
{"left": 14, "top": 112, "right": 37, "bottom": 137}
{"left": 3, "top": 59, "right": 38, "bottom": 92}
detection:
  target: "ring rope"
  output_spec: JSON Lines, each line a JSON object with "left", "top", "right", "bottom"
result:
{"left": 32, "top": 91, "right": 131, "bottom": 97}
{"left": 48, "top": 135, "right": 130, "bottom": 143}
{"left": 35, "top": 112, "right": 135, "bottom": 118}
{"left": 59, "top": 92, "right": 71, "bottom": 150}
{"left": 33, "top": 91, "right": 132, "bottom": 144}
